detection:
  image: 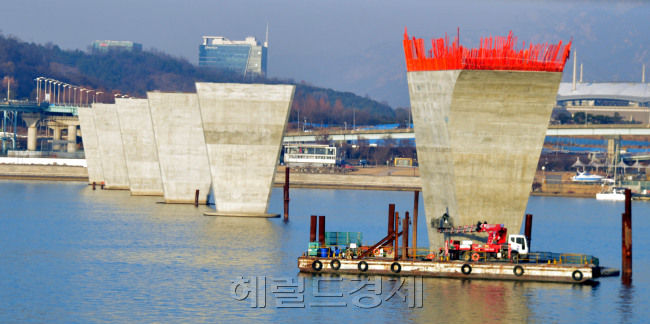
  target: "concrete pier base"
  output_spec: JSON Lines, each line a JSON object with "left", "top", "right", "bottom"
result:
{"left": 204, "top": 212, "right": 280, "bottom": 218}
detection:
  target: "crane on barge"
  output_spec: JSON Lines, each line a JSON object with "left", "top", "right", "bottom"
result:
{"left": 438, "top": 222, "right": 529, "bottom": 262}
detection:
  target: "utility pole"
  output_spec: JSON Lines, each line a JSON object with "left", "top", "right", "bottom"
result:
{"left": 4, "top": 76, "right": 11, "bottom": 100}
{"left": 572, "top": 49, "right": 577, "bottom": 91}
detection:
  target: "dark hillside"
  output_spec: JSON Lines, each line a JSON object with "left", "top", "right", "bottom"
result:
{"left": 0, "top": 33, "right": 400, "bottom": 125}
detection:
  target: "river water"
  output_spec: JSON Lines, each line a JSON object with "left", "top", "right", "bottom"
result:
{"left": 1, "top": 180, "right": 648, "bottom": 323}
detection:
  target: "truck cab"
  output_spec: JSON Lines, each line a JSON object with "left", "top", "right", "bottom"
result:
{"left": 508, "top": 234, "right": 529, "bottom": 258}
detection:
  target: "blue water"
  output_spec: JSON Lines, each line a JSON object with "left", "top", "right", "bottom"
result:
{"left": 1, "top": 180, "right": 648, "bottom": 323}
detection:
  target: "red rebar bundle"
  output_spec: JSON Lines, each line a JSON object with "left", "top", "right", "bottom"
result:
{"left": 403, "top": 28, "right": 571, "bottom": 72}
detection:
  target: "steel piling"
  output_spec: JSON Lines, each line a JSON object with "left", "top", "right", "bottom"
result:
{"left": 310, "top": 215, "right": 317, "bottom": 242}
{"left": 622, "top": 189, "right": 632, "bottom": 283}
{"left": 318, "top": 215, "right": 325, "bottom": 246}
{"left": 525, "top": 214, "right": 533, "bottom": 251}
{"left": 283, "top": 167, "right": 290, "bottom": 221}
{"left": 413, "top": 191, "right": 419, "bottom": 260}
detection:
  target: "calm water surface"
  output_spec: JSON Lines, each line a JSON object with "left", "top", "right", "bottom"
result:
{"left": 1, "top": 180, "right": 649, "bottom": 323}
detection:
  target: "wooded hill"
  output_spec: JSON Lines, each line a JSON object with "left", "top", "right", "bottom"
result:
{"left": 0, "top": 33, "right": 408, "bottom": 126}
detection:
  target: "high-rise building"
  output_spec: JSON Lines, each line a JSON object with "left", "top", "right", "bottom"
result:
{"left": 91, "top": 40, "right": 142, "bottom": 54}
{"left": 198, "top": 35, "right": 268, "bottom": 77}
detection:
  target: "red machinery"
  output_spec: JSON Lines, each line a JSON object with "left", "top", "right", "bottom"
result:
{"left": 438, "top": 222, "right": 527, "bottom": 262}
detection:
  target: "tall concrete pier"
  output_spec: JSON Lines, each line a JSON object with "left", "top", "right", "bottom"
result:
{"left": 77, "top": 107, "right": 104, "bottom": 184}
{"left": 196, "top": 83, "right": 294, "bottom": 216}
{"left": 67, "top": 125, "right": 78, "bottom": 152}
{"left": 403, "top": 31, "right": 570, "bottom": 250}
{"left": 92, "top": 104, "right": 130, "bottom": 189}
{"left": 115, "top": 98, "right": 164, "bottom": 196}
{"left": 147, "top": 92, "right": 212, "bottom": 204}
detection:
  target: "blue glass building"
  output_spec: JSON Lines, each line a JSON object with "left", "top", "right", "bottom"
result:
{"left": 199, "top": 36, "right": 267, "bottom": 77}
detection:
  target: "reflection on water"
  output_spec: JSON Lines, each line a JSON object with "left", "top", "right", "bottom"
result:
{"left": 0, "top": 180, "right": 649, "bottom": 322}
{"left": 618, "top": 282, "right": 635, "bottom": 323}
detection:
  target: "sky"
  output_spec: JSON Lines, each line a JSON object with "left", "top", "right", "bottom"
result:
{"left": 2, "top": 0, "right": 649, "bottom": 107}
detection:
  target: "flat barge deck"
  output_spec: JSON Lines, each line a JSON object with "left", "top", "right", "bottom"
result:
{"left": 298, "top": 256, "right": 599, "bottom": 284}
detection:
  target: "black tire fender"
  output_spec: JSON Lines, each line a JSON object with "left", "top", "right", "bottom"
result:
{"left": 330, "top": 259, "right": 341, "bottom": 270}
{"left": 390, "top": 262, "right": 401, "bottom": 273}
{"left": 358, "top": 261, "right": 369, "bottom": 272}
{"left": 461, "top": 263, "right": 472, "bottom": 275}
{"left": 312, "top": 260, "right": 323, "bottom": 271}
{"left": 513, "top": 265, "right": 524, "bottom": 276}
{"left": 572, "top": 270, "right": 583, "bottom": 282}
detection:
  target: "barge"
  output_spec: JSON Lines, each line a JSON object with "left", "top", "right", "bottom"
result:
{"left": 299, "top": 207, "right": 616, "bottom": 284}
{"left": 298, "top": 256, "right": 597, "bottom": 284}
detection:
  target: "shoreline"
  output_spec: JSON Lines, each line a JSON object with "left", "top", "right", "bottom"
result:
{"left": 0, "top": 164, "right": 89, "bottom": 182}
{"left": 0, "top": 164, "right": 600, "bottom": 198}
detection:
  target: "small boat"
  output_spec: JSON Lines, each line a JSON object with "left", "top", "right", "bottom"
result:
{"left": 596, "top": 186, "right": 626, "bottom": 201}
{"left": 632, "top": 190, "right": 650, "bottom": 201}
{"left": 571, "top": 171, "right": 604, "bottom": 182}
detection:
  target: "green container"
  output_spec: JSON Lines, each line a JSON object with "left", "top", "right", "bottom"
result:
{"left": 308, "top": 242, "right": 319, "bottom": 256}
{"left": 325, "top": 232, "right": 338, "bottom": 245}
{"left": 324, "top": 232, "right": 362, "bottom": 246}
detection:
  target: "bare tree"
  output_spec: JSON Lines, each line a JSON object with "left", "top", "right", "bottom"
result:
{"left": 316, "top": 129, "right": 332, "bottom": 145}
{"left": 372, "top": 144, "right": 391, "bottom": 166}
{"left": 372, "top": 135, "right": 396, "bottom": 166}
{"left": 397, "top": 138, "right": 416, "bottom": 159}
{"left": 356, "top": 136, "right": 371, "bottom": 161}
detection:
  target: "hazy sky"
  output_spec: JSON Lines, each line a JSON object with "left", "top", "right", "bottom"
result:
{"left": 2, "top": 0, "right": 649, "bottom": 107}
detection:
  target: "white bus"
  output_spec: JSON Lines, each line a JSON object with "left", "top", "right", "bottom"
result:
{"left": 283, "top": 144, "right": 337, "bottom": 166}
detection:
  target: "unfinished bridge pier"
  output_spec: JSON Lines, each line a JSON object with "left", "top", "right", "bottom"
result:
{"left": 147, "top": 92, "right": 212, "bottom": 204}
{"left": 115, "top": 98, "right": 164, "bottom": 196}
{"left": 77, "top": 107, "right": 104, "bottom": 184}
{"left": 403, "top": 30, "right": 571, "bottom": 251}
{"left": 196, "top": 83, "right": 294, "bottom": 217}
{"left": 92, "top": 103, "right": 130, "bottom": 189}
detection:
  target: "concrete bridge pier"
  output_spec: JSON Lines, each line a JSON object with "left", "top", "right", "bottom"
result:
{"left": 67, "top": 125, "right": 77, "bottom": 152}
{"left": 407, "top": 70, "right": 563, "bottom": 251}
{"left": 92, "top": 104, "right": 130, "bottom": 189}
{"left": 27, "top": 127, "right": 37, "bottom": 151}
{"left": 115, "top": 98, "right": 163, "bottom": 196}
{"left": 77, "top": 107, "right": 105, "bottom": 185}
{"left": 51, "top": 125, "right": 62, "bottom": 150}
{"left": 147, "top": 92, "right": 211, "bottom": 203}
{"left": 196, "top": 83, "right": 295, "bottom": 217}
{"left": 22, "top": 113, "right": 41, "bottom": 151}
{"left": 49, "top": 116, "right": 81, "bottom": 153}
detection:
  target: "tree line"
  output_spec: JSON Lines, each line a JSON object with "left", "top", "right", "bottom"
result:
{"left": 0, "top": 33, "right": 407, "bottom": 126}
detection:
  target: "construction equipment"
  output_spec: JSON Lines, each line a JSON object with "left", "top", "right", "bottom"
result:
{"left": 438, "top": 222, "right": 529, "bottom": 262}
